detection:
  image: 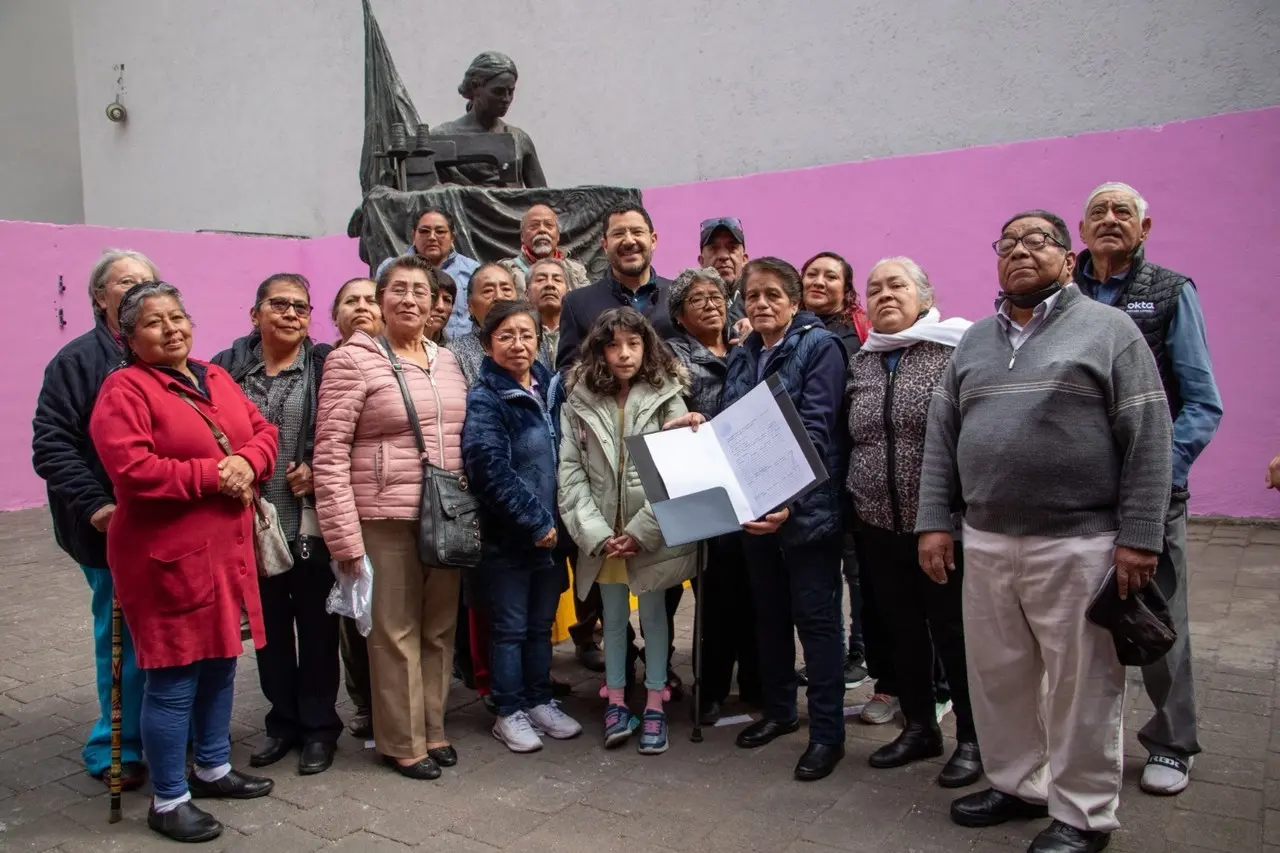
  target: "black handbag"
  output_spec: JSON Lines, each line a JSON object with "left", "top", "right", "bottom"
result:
{"left": 381, "top": 337, "right": 482, "bottom": 569}
{"left": 291, "top": 347, "right": 330, "bottom": 569}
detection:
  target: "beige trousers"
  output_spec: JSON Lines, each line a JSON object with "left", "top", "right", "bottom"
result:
{"left": 362, "top": 519, "right": 460, "bottom": 757}
{"left": 962, "top": 524, "right": 1126, "bottom": 833}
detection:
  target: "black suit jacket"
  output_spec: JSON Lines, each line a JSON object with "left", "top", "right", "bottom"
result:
{"left": 554, "top": 270, "right": 678, "bottom": 369}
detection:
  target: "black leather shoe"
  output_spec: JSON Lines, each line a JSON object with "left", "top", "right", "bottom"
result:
{"left": 938, "top": 741, "right": 983, "bottom": 789}
{"left": 298, "top": 741, "right": 335, "bottom": 776}
{"left": 736, "top": 718, "right": 801, "bottom": 749}
{"left": 794, "top": 742, "right": 845, "bottom": 781}
{"left": 1029, "top": 820, "right": 1111, "bottom": 852}
{"left": 666, "top": 671, "right": 685, "bottom": 701}
{"left": 187, "top": 768, "right": 274, "bottom": 800}
{"left": 348, "top": 709, "right": 373, "bottom": 739}
{"left": 868, "top": 723, "right": 944, "bottom": 769}
{"left": 147, "top": 800, "right": 223, "bottom": 843}
{"left": 382, "top": 754, "right": 441, "bottom": 780}
{"left": 698, "top": 700, "right": 722, "bottom": 726}
{"left": 249, "top": 736, "right": 297, "bottom": 767}
{"left": 96, "top": 761, "right": 148, "bottom": 792}
{"left": 552, "top": 677, "right": 573, "bottom": 698}
{"left": 427, "top": 745, "right": 458, "bottom": 767}
{"left": 576, "top": 643, "right": 606, "bottom": 672}
{"left": 950, "top": 787, "right": 1049, "bottom": 827}
{"left": 482, "top": 694, "right": 498, "bottom": 716}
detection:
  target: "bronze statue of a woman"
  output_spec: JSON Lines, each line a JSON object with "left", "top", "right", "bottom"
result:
{"left": 434, "top": 51, "right": 547, "bottom": 188}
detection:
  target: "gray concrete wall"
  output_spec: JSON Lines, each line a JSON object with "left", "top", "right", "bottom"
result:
{"left": 69, "top": 0, "right": 1280, "bottom": 236}
{"left": 0, "top": 0, "right": 84, "bottom": 225}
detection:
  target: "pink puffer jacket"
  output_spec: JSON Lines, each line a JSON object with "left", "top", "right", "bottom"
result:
{"left": 313, "top": 331, "right": 468, "bottom": 561}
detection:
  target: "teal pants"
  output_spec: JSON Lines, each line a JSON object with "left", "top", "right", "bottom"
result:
{"left": 81, "top": 565, "right": 144, "bottom": 776}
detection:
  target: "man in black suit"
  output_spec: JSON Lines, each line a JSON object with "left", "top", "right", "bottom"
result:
{"left": 555, "top": 202, "right": 677, "bottom": 368}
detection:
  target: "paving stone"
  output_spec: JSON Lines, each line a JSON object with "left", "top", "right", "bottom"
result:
{"left": 413, "top": 832, "right": 503, "bottom": 853}
{"left": 1165, "top": 809, "right": 1262, "bottom": 851}
{"left": 220, "top": 822, "right": 326, "bottom": 853}
{"left": 285, "top": 795, "right": 385, "bottom": 841}
{"left": 1174, "top": 780, "right": 1264, "bottom": 821}
{"left": 449, "top": 802, "right": 550, "bottom": 848}
{"left": 324, "top": 831, "right": 415, "bottom": 852}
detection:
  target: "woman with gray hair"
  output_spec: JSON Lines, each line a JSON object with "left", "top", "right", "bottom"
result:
{"left": 844, "top": 257, "right": 978, "bottom": 787}
{"left": 32, "top": 249, "right": 159, "bottom": 793}
{"left": 666, "top": 267, "right": 761, "bottom": 723}
{"left": 434, "top": 51, "right": 547, "bottom": 188}
{"left": 89, "top": 282, "right": 280, "bottom": 842}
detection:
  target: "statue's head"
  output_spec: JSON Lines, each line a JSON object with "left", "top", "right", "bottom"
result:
{"left": 459, "top": 51, "right": 519, "bottom": 122}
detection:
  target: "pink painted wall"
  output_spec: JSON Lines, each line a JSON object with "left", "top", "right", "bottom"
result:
{"left": 5, "top": 107, "right": 1277, "bottom": 517}
{"left": 2, "top": 223, "right": 366, "bottom": 510}
{"left": 645, "top": 107, "right": 1280, "bottom": 519}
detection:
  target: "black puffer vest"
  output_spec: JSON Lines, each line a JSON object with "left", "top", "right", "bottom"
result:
{"left": 1074, "top": 247, "right": 1189, "bottom": 419}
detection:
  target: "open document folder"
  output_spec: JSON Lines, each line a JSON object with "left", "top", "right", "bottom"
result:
{"left": 625, "top": 374, "right": 829, "bottom": 546}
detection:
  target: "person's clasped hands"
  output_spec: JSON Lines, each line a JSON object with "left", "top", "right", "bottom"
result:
{"left": 217, "top": 454, "right": 255, "bottom": 506}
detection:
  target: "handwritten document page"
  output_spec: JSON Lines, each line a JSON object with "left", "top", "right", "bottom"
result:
{"left": 642, "top": 426, "right": 755, "bottom": 524}
{"left": 711, "top": 381, "right": 815, "bottom": 519}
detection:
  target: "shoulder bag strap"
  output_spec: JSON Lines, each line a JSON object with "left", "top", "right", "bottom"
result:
{"left": 294, "top": 348, "right": 312, "bottom": 468}
{"left": 179, "top": 393, "right": 233, "bottom": 457}
{"left": 379, "top": 336, "right": 428, "bottom": 459}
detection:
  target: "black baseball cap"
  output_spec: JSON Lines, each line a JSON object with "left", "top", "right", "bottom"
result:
{"left": 699, "top": 217, "right": 745, "bottom": 247}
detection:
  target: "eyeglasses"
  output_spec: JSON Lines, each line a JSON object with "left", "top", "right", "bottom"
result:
{"left": 686, "top": 293, "right": 726, "bottom": 309}
{"left": 386, "top": 285, "right": 432, "bottom": 299}
{"left": 261, "top": 297, "right": 311, "bottom": 317}
{"left": 992, "top": 232, "right": 1065, "bottom": 257}
{"left": 493, "top": 331, "right": 538, "bottom": 346}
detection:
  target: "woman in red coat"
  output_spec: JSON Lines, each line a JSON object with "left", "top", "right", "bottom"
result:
{"left": 90, "top": 282, "right": 280, "bottom": 844}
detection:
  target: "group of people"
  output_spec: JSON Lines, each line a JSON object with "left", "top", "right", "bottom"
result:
{"left": 31, "top": 179, "right": 1222, "bottom": 853}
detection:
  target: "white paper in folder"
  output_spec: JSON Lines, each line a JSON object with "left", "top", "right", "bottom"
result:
{"left": 642, "top": 381, "right": 818, "bottom": 524}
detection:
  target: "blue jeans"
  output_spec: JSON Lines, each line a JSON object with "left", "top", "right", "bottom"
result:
{"left": 141, "top": 658, "right": 237, "bottom": 799}
{"left": 485, "top": 563, "right": 564, "bottom": 717}
{"left": 745, "top": 535, "right": 846, "bottom": 745}
{"left": 80, "top": 566, "right": 144, "bottom": 776}
{"left": 601, "top": 584, "right": 668, "bottom": 692}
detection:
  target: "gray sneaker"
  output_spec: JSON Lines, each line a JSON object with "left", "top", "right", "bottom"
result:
{"left": 860, "top": 694, "right": 900, "bottom": 725}
{"left": 493, "top": 710, "right": 543, "bottom": 753}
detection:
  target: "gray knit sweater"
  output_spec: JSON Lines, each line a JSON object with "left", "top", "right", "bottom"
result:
{"left": 915, "top": 286, "right": 1172, "bottom": 553}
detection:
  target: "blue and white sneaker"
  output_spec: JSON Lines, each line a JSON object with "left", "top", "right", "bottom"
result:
{"left": 603, "top": 704, "right": 638, "bottom": 749}
{"left": 637, "top": 709, "right": 669, "bottom": 755}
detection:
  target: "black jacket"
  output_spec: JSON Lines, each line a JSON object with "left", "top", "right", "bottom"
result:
{"left": 210, "top": 331, "right": 332, "bottom": 460}
{"left": 555, "top": 270, "right": 678, "bottom": 369}
{"left": 31, "top": 319, "right": 126, "bottom": 568}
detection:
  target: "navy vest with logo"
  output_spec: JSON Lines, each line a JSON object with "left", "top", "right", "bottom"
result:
{"left": 1074, "top": 247, "right": 1189, "bottom": 420}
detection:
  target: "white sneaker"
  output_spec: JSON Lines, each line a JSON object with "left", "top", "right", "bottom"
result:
{"left": 860, "top": 694, "right": 900, "bottom": 725}
{"left": 1140, "top": 755, "right": 1192, "bottom": 795}
{"left": 527, "top": 701, "right": 583, "bottom": 740}
{"left": 493, "top": 710, "right": 543, "bottom": 753}
{"left": 936, "top": 699, "right": 953, "bottom": 722}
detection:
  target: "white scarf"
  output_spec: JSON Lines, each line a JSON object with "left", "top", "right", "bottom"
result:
{"left": 860, "top": 308, "right": 972, "bottom": 352}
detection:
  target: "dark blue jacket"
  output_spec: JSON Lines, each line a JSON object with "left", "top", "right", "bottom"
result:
{"left": 31, "top": 319, "right": 126, "bottom": 568}
{"left": 462, "top": 357, "right": 559, "bottom": 572}
{"left": 722, "top": 311, "right": 848, "bottom": 549}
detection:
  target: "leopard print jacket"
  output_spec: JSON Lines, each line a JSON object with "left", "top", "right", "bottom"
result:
{"left": 845, "top": 341, "right": 955, "bottom": 534}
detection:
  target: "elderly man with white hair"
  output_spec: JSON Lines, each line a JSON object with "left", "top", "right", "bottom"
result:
{"left": 1073, "top": 181, "right": 1222, "bottom": 797}
{"left": 32, "top": 249, "right": 161, "bottom": 791}
{"left": 506, "top": 204, "right": 589, "bottom": 296}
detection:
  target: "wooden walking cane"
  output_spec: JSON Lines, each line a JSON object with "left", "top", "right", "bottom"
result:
{"left": 108, "top": 594, "right": 123, "bottom": 823}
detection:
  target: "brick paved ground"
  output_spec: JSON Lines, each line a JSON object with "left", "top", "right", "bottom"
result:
{"left": 1, "top": 508, "right": 1278, "bottom": 852}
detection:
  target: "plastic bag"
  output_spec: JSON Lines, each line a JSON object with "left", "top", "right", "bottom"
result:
{"left": 325, "top": 556, "right": 374, "bottom": 637}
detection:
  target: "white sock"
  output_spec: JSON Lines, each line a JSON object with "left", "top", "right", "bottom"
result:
{"left": 152, "top": 792, "right": 191, "bottom": 814}
{"left": 193, "top": 762, "right": 231, "bottom": 783}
